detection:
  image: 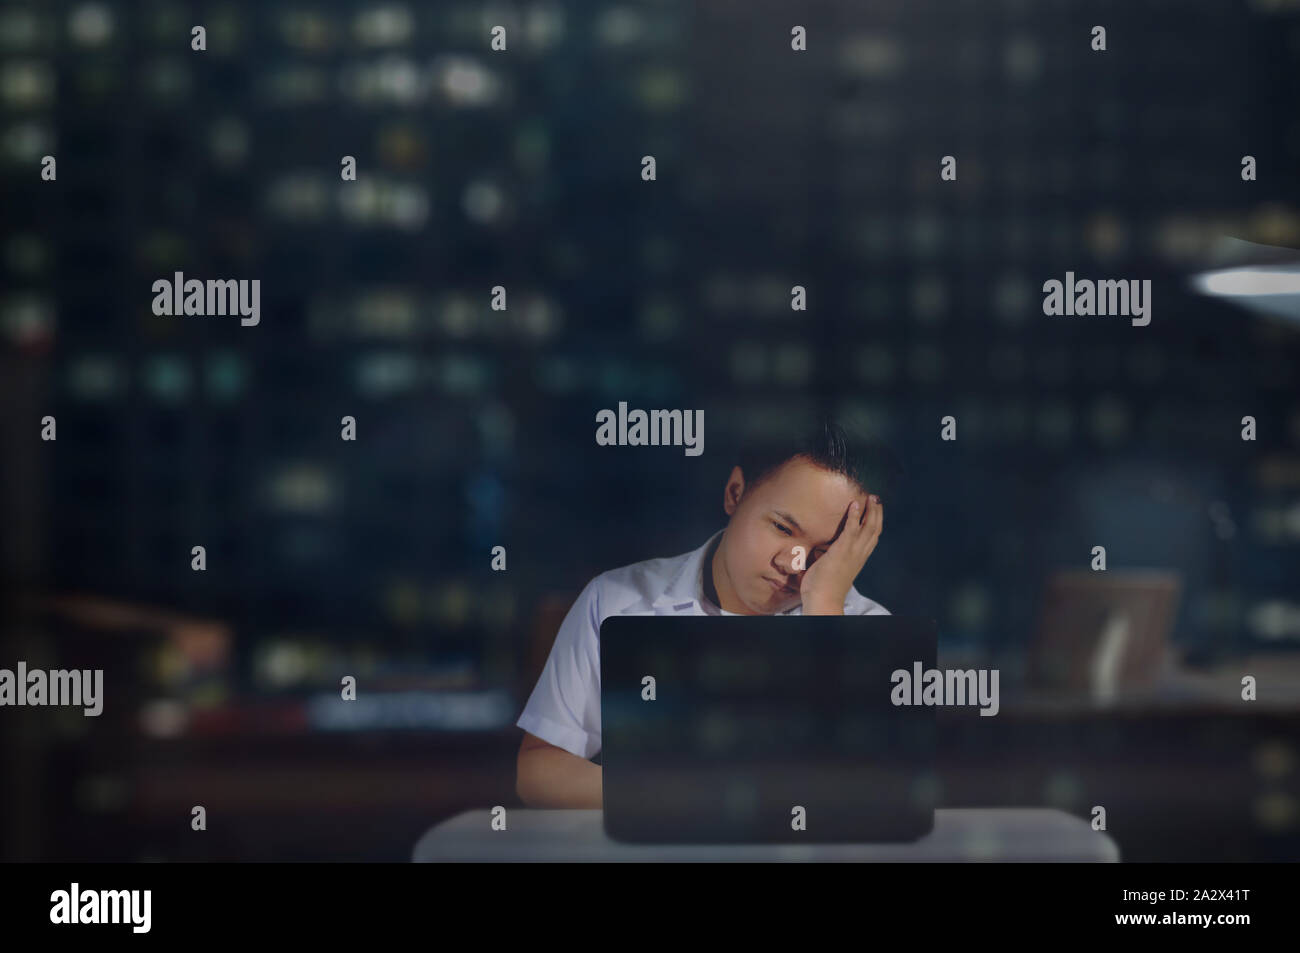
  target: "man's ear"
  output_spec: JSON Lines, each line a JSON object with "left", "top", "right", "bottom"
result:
{"left": 723, "top": 466, "right": 745, "bottom": 516}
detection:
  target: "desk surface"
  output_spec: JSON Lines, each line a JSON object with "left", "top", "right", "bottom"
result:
{"left": 413, "top": 808, "right": 1119, "bottom": 862}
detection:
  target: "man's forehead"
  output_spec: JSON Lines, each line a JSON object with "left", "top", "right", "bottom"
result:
{"left": 748, "top": 461, "right": 864, "bottom": 527}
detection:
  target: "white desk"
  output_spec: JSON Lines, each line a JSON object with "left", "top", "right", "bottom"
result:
{"left": 413, "top": 808, "right": 1120, "bottom": 862}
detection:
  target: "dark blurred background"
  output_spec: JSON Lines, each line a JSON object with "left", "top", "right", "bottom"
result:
{"left": 2, "top": 0, "right": 1299, "bottom": 861}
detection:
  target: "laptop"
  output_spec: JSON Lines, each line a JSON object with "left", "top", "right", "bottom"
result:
{"left": 600, "top": 615, "right": 938, "bottom": 844}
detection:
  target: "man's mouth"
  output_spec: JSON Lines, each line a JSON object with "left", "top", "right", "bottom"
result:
{"left": 764, "top": 576, "right": 798, "bottom": 595}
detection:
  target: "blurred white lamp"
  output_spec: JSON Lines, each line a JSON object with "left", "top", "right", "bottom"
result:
{"left": 1189, "top": 236, "right": 1300, "bottom": 324}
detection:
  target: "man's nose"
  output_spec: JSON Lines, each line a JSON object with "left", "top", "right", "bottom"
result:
{"left": 773, "top": 552, "right": 798, "bottom": 577}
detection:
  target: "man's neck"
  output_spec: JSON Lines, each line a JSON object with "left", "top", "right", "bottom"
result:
{"left": 703, "top": 533, "right": 725, "bottom": 610}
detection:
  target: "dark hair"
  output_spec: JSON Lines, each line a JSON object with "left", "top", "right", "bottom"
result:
{"left": 735, "top": 417, "right": 904, "bottom": 504}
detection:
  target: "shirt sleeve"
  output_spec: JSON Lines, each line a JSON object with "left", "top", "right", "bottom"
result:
{"left": 516, "top": 575, "right": 604, "bottom": 760}
{"left": 848, "top": 587, "right": 890, "bottom": 615}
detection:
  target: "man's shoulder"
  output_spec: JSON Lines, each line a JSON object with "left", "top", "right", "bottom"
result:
{"left": 584, "top": 544, "right": 699, "bottom": 616}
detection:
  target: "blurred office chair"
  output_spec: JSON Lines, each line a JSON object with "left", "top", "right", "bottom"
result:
{"left": 1028, "top": 570, "right": 1182, "bottom": 703}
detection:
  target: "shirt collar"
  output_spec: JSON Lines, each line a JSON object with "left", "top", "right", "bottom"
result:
{"left": 650, "top": 529, "right": 724, "bottom": 613}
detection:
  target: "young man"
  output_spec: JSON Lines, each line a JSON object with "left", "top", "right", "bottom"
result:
{"left": 515, "top": 420, "right": 895, "bottom": 808}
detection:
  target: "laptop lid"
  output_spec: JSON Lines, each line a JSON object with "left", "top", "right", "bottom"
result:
{"left": 600, "top": 614, "right": 938, "bottom": 844}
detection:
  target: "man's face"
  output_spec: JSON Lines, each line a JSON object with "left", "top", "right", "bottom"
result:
{"left": 711, "top": 455, "right": 869, "bottom": 615}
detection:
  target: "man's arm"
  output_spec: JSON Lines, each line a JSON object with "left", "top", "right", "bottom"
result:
{"left": 515, "top": 731, "right": 603, "bottom": 809}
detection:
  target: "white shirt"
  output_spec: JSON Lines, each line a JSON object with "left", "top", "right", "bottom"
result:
{"left": 515, "top": 528, "right": 890, "bottom": 759}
